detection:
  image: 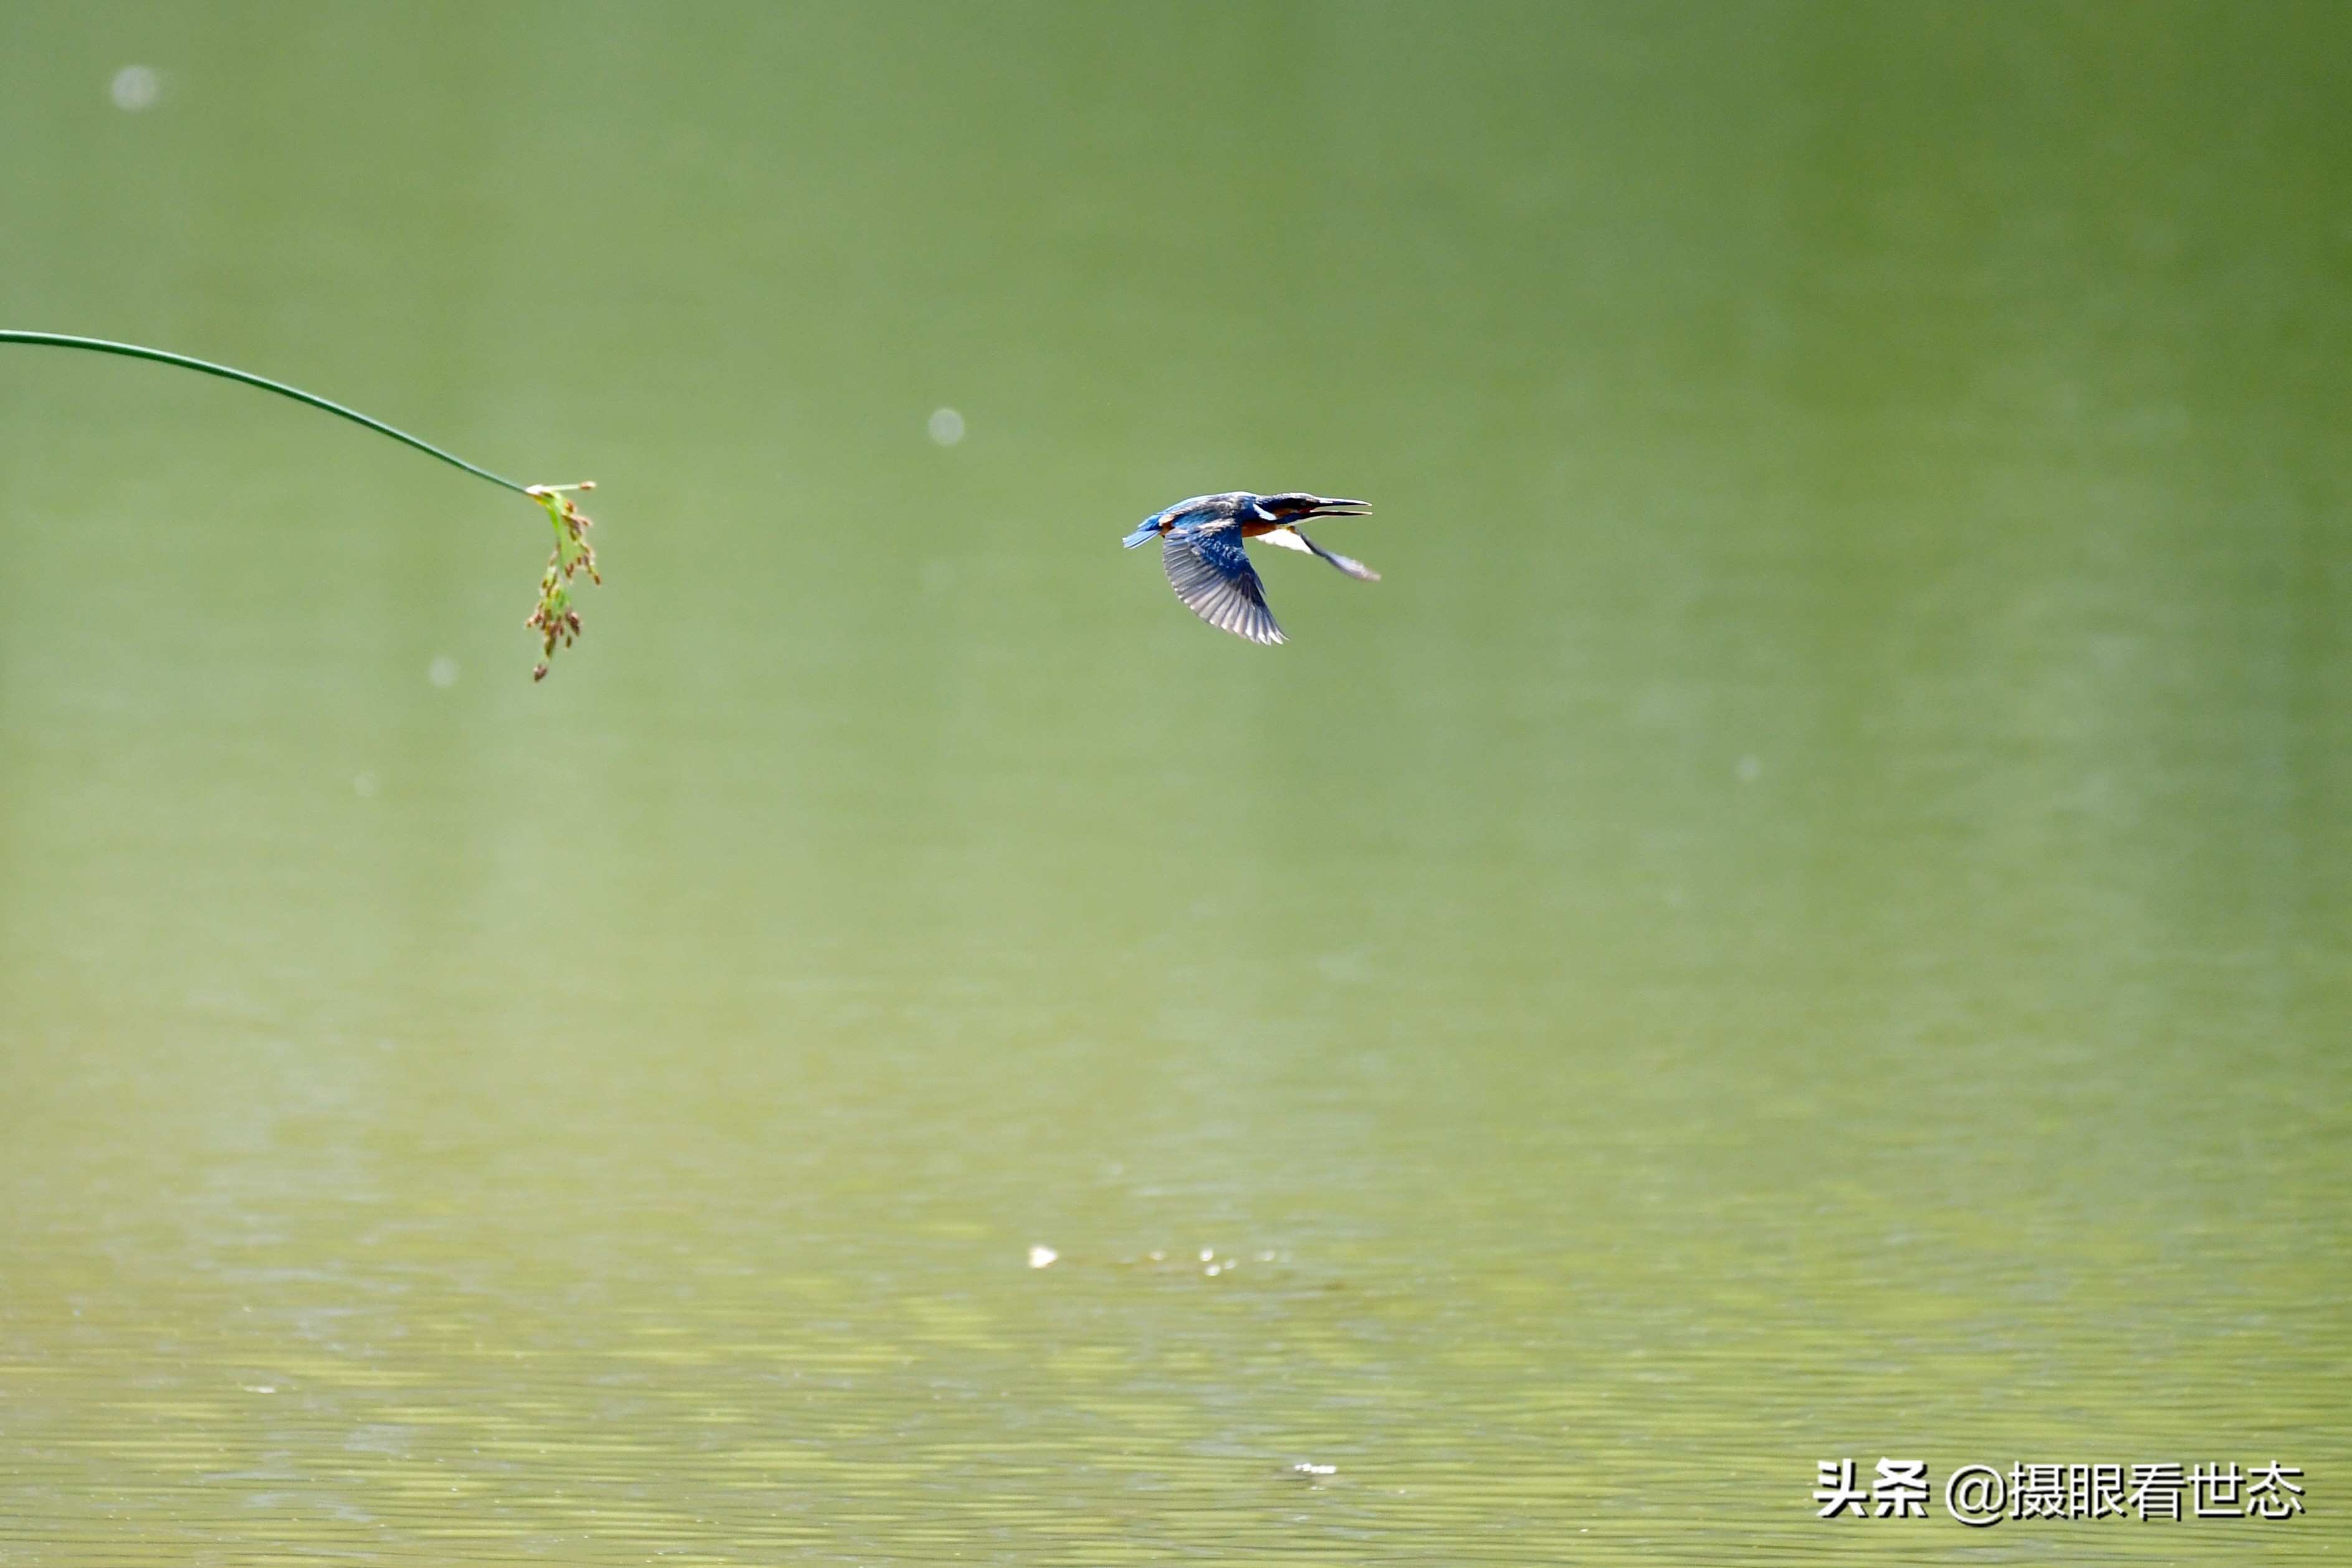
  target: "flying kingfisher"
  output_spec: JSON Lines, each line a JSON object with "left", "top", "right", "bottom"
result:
{"left": 1121, "top": 492, "right": 1377, "bottom": 644}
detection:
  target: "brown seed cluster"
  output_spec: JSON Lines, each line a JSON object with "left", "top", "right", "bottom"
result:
{"left": 523, "top": 482, "right": 600, "bottom": 681}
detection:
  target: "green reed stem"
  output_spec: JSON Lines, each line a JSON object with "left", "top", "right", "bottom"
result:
{"left": 0, "top": 330, "right": 530, "bottom": 494}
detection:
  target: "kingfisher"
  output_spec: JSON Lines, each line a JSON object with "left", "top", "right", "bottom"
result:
{"left": 1121, "top": 492, "right": 1377, "bottom": 644}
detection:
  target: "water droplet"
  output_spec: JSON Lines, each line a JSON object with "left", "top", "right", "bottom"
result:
{"left": 927, "top": 407, "right": 965, "bottom": 446}
{"left": 1027, "top": 1245, "right": 1058, "bottom": 1269}
{"left": 353, "top": 771, "right": 379, "bottom": 798}
{"left": 428, "top": 656, "right": 459, "bottom": 687}
{"left": 1735, "top": 754, "right": 1761, "bottom": 783}
{"left": 111, "top": 66, "right": 159, "bottom": 111}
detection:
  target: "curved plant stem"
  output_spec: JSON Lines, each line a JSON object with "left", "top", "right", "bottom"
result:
{"left": 1, "top": 329, "right": 603, "bottom": 678}
{"left": 0, "top": 330, "right": 530, "bottom": 494}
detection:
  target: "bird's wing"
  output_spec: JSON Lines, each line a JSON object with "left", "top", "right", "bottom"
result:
{"left": 1277, "top": 525, "right": 1381, "bottom": 581}
{"left": 1162, "top": 527, "right": 1284, "bottom": 644}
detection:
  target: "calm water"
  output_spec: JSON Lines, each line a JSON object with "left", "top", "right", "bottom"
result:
{"left": 2, "top": 4, "right": 2348, "bottom": 1562}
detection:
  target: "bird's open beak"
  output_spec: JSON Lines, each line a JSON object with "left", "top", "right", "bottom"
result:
{"left": 1304, "top": 497, "right": 1371, "bottom": 517}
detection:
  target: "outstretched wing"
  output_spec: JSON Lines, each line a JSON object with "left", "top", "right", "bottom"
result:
{"left": 1260, "top": 525, "right": 1380, "bottom": 581}
{"left": 1162, "top": 527, "right": 1284, "bottom": 644}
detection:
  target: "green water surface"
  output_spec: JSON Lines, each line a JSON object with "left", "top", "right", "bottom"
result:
{"left": 2, "top": 4, "right": 2347, "bottom": 1562}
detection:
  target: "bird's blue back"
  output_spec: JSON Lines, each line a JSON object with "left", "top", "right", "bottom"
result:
{"left": 1158, "top": 494, "right": 1251, "bottom": 533}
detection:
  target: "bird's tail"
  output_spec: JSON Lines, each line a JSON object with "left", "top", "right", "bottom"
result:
{"left": 1121, "top": 521, "right": 1164, "bottom": 549}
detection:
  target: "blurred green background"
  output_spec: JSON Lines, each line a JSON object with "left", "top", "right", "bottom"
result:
{"left": 2, "top": 3, "right": 2347, "bottom": 1562}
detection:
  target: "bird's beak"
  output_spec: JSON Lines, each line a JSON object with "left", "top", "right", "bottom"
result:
{"left": 1304, "top": 497, "right": 1371, "bottom": 517}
